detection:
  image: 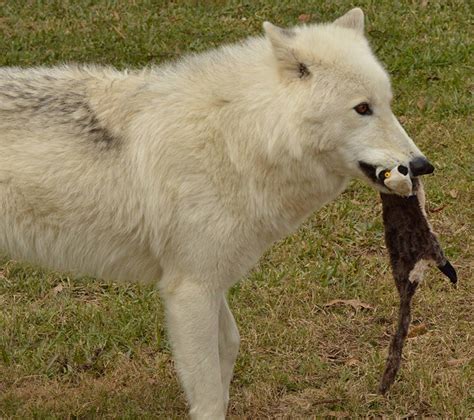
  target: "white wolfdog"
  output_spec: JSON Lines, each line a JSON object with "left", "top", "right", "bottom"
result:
{"left": 0, "top": 8, "right": 435, "bottom": 419}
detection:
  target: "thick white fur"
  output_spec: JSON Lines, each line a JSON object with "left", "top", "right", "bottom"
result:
{"left": 0, "top": 8, "right": 427, "bottom": 419}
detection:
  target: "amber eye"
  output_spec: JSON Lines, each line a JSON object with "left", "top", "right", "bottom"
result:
{"left": 354, "top": 102, "right": 373, "bottom": 116}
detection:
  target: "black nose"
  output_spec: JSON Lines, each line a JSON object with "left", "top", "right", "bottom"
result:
{"left": 409, "top": 156, "right": 435, "bottom": 176}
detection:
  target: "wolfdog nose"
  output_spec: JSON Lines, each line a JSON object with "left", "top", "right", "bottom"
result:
{"left": 409, "top": 156, "right": 435, "bottom": 176}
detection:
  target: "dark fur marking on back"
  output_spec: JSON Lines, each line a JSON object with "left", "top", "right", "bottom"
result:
{"left": 0, "top": 74, "right": 118, "bottom": 147}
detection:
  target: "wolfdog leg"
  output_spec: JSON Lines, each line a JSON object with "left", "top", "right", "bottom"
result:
{"left": 162, "top": 281, "right": 225, "bottom": 420}
{"left": 218, "top": 294, "right": 240, "bottom": 412}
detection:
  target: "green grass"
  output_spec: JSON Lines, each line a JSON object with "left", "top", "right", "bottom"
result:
{"left": 0, "top": 0, "right": 473, "bottom": 417}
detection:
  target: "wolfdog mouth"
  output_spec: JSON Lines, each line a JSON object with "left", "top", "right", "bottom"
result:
{"left": 358, "top": 161, "right": 377, "bottom": 183}
{"left": 359, "top": 161, "right": 415, "bottom": 196}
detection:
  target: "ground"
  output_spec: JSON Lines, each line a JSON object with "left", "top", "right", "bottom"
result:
{"left": 0, "top": 1, "right": 472, "bottom": 418}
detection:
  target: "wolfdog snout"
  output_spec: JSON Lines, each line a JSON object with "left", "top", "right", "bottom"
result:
{"left": 409, "top": 156, "right": 434, "bottom": 176}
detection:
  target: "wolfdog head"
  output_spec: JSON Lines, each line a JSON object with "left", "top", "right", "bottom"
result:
{"left": 263, "top": 8, "right": 433, "bottom": 192}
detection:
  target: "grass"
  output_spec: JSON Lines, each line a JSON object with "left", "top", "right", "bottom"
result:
{"left": 0, "top": 0, "right": 473, "bottom": 417}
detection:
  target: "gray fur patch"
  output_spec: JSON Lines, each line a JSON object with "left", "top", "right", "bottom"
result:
{"left": 280, "top": 28, "right": 296, "bottom": 38}
{"left": 0, "top": 71, "right": 116, "bottom": 147}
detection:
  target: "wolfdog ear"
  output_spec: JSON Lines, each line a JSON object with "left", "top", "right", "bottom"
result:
{"left": 263, "top": 22, "right": 310, "bottom": 80}
{"left": 333, "top": 8, "right": 364, "bottom": 34}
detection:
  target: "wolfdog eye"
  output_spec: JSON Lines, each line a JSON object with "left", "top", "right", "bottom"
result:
{"left": 354, "top": 102, "right": 373, "bottom": 116}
